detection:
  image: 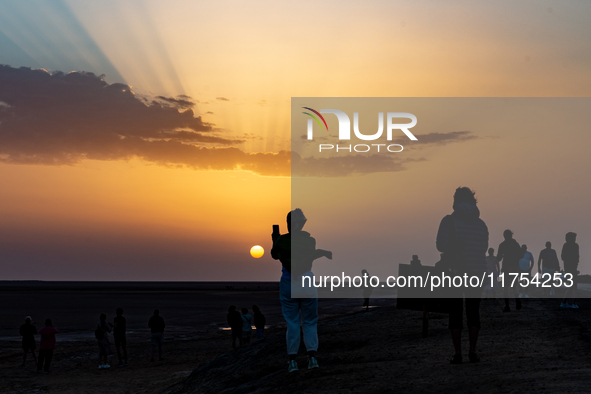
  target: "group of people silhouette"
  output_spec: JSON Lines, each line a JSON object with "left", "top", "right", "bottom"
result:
{"left": 16, "top": 193, "right": 582, "bottom": 374}
{"left": 19, "top": 317, "right": 56, "bottom": 373}
{"left": 485, "top": 231, "right": 580, "bottom": 310}
{"left": 271, "top": 187, "right": 581, "bottom": 370}
{"left": 18, "top": 308, "right": 167, "bottom": 372}
{"left": 226, "top": 305, "right": 266, "bottom": 349}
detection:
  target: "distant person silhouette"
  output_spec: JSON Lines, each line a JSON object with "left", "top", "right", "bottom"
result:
{"left": 485, "top": 248, "right": 500, "bottom": 298}
{"left": 113, "top": 308, "right": 128, "bottom": 366}
{"left": 518, "top": 244, "right": 534, "bottom": 298}
{"left": 19, "top": 316, "right": 37, "bottom": 367}
{"left": 497, "top": 230, "right": 522, "bottom": 312}
{"left": 410, "top": 255, "right": 422, "bottom": 268}
{"left": 148, "top": 309, "right": 165, "bottom": 361}
{"left": 241, "top": 308, "right": 252, "bottom": 344}
{"left": 538, "top": 241, "right": 560, "bottom": 296}
{"left": 252, "top": 305, "right": 266, "bottom": 340}
{"left": 361, "top": 269, "right": 373, "bottom": 310}
{"left": 227, "top": 305, "right": 243, "bottom": 349}
{"left": 37, "top": 319, "right": 57, "bottom": 373}
{"left": 96, "top": 313, "right": 113, "bottom": 369}
{"left": 561, "top": 232, "right": 580, "bottom": 308}
{"left": 436, "top": 187, "right": 488, "bottom": 364}
{"left": 271, "top": 208, "right": 332, "bottom": 372}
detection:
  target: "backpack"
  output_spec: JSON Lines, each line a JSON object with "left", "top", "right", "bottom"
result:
{"left": 95, "top": 326, "right": 104, "bottom": 340}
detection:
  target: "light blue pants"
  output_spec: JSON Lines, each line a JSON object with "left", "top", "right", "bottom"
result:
{"left": 280, "top": 276, "right": 318, "bottom": 355}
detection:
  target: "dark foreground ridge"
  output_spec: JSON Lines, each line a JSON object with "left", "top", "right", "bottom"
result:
{"left": 165, "top": 299, "right": 591, "bottom": 394}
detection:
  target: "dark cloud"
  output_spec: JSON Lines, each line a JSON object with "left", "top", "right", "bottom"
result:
{"left": 242, "top": 133, "right": 264, "bottom": 141}
{"left": 291, "top": 130, "right": 478, "bottom": 176}
{"left": 292, "top": 153, "right": 426, "bottom": 177}
{"left": 216, "top": 97, "right": 229, "bottom": 101}
{"left": 154, "top": 95, "right": 196, "bottom": 109}
{"left": 129, "top": 144, "right": 292, "bottom": 176}
{"left": 299, "top": 131, "right": 476, "bottom": 146}
{"left": 0, "top": 65, "right": 469, "bottom": 178}
{"left": 0, "top": 65, "right": 294, "bottom": 174}
{"left": 392, "top": 131, "right": 478, "bottom": 147}
{"left": 300, "top": 134, "right": 331, "bottom": 142}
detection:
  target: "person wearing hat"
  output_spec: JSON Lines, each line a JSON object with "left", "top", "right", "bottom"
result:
{"left": 271, "top": 208, "right": 332, "bottom": 373}
{"left": 19, "top": 316, "right": 37, "bottom": 367}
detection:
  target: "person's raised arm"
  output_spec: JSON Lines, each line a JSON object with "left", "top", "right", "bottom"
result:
{"left": 270, "top": 236, "right": 283, "bottom": 261}
{"left": 314, "top": 249, "right": 332, "bottom": 260}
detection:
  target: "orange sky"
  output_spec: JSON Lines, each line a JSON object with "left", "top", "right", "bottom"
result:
{"left": 0, "top": 1, "right": 589, "bottom": 280}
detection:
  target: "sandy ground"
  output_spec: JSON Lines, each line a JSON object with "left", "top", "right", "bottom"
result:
{"left": 0, "top": 329, "right": 232, "bottom": 394}
{"left": 0, "top": 283, "right": 388, "bottom": 394}
{"left": 166, "top": 297, "right": 591, "bottom": 394}
{"left": 2, "top": 292, "right": 591, "bottom": 393}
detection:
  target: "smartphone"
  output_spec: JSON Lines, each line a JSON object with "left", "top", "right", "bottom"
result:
{"left": 272, "top": 224, "right": 280, "bottom": 242}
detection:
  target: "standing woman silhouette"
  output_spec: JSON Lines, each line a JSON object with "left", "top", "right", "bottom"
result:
{"left": 436, "top": 187, "right": 488, "bottom": 364}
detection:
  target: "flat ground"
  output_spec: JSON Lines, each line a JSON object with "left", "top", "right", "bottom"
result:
{"left": 1, "top": 290, "right": 591, "bottom": 393}
{"left": 0, "top": 284, "right": 386, "bottom": 394}
{"left": 167, "top": 298, "right": 591, "bottom": 394}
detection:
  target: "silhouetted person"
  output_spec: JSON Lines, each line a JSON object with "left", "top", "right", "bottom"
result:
{"left": 518, "top": 244, "right": 534, "bottom": 298}
{"left": 19, "top": 316, "right": 37, "bottom": 367}
{"left": 436, "top": 187, "right": 488, "bottom": 364}
{"left": 361, "top": 269, "right": 372, "bottom": 310}
{"left": 485, "top": 248, "right": 500, "bottom": 298}
{"left": 410, "top": 255, "right": 422, "bottom": 268}
{"left": 538, "top": 241, "right": 560, "bottom": 296}
{"left": 96, "top": 313, "right": 113, "bottom": 369}
{"left": 113, "top": 308, "right": 127, "bottom": 366}
{"left": 271, "top": 208, "right": 332, "bottom": 372}
{"left": 148, "top": 309, "right": 165, "bottom": 361}
{"left": 497, "top": 230, "right": 522, "bottom": 312}
{"left": 252, "top": 305, "right": 266, "bottom": 340}
{"left": 241, "top": 308, "right": 252, "bottom": 344}
{"left": 434, "top": 253, "right": 445, "bottom": 269}
{"left": 227, "top": 305, "right": 242, "bottom": 349}
{"left": 37, "top": 319, "right": 57, "bottom": 373}
{"left": 561, "top": 232, "right": 580, "bottom": 308}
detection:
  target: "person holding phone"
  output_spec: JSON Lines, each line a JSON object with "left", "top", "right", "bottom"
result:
{"left": 271, "top": 209, "right": 332, "bottom": 373}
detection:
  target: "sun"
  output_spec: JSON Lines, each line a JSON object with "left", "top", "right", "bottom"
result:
{"left": 250, "top": 245, "right": 264, "bottom": 258}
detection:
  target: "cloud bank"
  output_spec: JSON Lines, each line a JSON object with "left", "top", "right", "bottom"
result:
{"left": 0, "top": 65, "right": 290, "bottom": 175}
{"left": 391, "top": 131, "right": 477, "bottom": 147}
{"left": 292, "top": 153, "right": 426, "bottom": 177}
{"left": 0, "top": 65, "right": 480, "bottom": 177}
